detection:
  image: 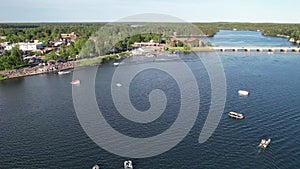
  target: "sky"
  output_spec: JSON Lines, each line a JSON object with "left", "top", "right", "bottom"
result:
{"left": 1, "top": 0, "right": 300, "bottom": 23}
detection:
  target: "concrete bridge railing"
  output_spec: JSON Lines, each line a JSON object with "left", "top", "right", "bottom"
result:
{"left": 212, "top": 46, "right": 300, "bottom": 53}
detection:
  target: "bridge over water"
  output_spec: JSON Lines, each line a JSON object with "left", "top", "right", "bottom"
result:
{"left": 212, "top": 46, "right": 300, "bottom": 52}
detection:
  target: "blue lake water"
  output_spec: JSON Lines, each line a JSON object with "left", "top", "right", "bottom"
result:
{"left": 0, "top": 30, "right": 300, "bottom": 169}
{"left": 208, "top": 30, "right": 297, "bottom": 46}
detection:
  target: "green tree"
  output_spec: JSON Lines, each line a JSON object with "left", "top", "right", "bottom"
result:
{"left": 177, "top": 41, "right": 184, "bottom": 47}
{"left": 80, "top": 40, "right": 96, "bottom": 58}
{"left": 45, "top": 51, "right": 59, "bottom": 61}
{"left": 10, "top": 45, "right": 23, "bottom": 60}
{"left": 205, "top": 41, "right": 212, "bottom": 46}
{"left": 183, "top": 44, "right": 191, "bottom": 52}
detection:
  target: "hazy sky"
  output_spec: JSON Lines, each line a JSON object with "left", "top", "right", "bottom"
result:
{"left": 1, "top": 0, "right": 299, "bottom": 23}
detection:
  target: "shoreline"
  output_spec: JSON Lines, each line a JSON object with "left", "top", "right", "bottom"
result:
{"left": 0, "top": 52, "right": 131, "bottom": 81}
{"left": 0, "top": 43, "right": 297, "bottom": 81}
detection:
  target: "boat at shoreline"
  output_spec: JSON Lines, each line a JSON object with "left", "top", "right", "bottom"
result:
{"left": 124, "top": 160, "right": 133, "bottom": 169}
{"left": 238, "top": 90, "right": 249, "bottom": 96}
{"left": 113, "top": 62, "right": 120, "bottom": 66}
{"left": 258, "top": 138, "right": 271, "bottom": 149}
{"left": 228, "top": 111, "right": 244, "bottom": 119}
{"left": 58, "top": 70, "right": 71, "bottom": 75}
{"left": 70, "top": 79, "right": 80, "bottom": 85}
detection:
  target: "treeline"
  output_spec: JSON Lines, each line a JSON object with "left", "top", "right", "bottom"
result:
{"left": 1, "top": 22, "right": 300, "bottom": 43}
{"left": 0, "top": 23, "right": 105, "bottom": 44}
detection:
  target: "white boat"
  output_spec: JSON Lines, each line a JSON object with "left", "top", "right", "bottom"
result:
{"left": 92, "top": 164, "right": 100, "bottom": 169}
{"left": 116, "top": 83, "right": 122, "bottom": 87}
{"left": 238, "top": 90, "right": 249, "bottom": 96}
{"left": 113, "top": 62, "right": 120, "bottom": 66}
{"left": 258, "top": 138, "right": 271, "bottom": 149}
{"left": 58, "top": 70, "right": 71, "bottom": 75}
{"left": 124, "top": 160, "right": 133, "bottom": 169}
{"left": 228, "top": 111, "right": 244, "bottom": 119}
{"left": 70, "top": 79, "right": 80, "bottom": 85}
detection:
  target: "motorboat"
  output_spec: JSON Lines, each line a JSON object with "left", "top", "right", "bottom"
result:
{"left": 92, "top": 164, "right": 100, "bottom": 169}
{"left": 228, "top": 111, "right": 244, "bottom": 119}
{"left": 58, "top": 70, "right": 71, "bottom": 75}
{"left": 113, "top": 62, "right": 120, "bottom": 66}
{"left": 238, "top": 90, "right": 249, "bottom": 96}
{"left": 70, "top": 79, "right": 80, "bottom": 85}
{"left": 124, "top": 160, "right": 133, "bottom": 169}
{"left": 116, "top": 83, "right": 122, "bottom": 87}
{"left": 258, "top": 138, "right": 271, "bottom": 149}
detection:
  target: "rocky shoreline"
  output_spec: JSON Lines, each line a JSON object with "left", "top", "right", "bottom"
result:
{"left": 0, "top": 61, "right": 75, "bottom": 80}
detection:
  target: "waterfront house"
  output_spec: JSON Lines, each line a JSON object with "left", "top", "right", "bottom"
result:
{"left": 18, "top": 42, "right": 44, "bottom": 51}
{"left": 133, "top": 40, "right": 160, "bottom": 47}
{"left": 61, "top": 32, "right": 79, "bottom": 40}
{"left": 169, "top": 38, "right": 204, "bottom": 47}
{"left": 4, "top": 41, "right": 44, "bottom": 51}
{"left": 88, "top": 36, "right": 97, "bottom": 42}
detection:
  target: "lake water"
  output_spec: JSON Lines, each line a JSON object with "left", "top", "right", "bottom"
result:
{"left": 1, "top": 31, "right": 300, "bottom": 169}
{"left": 208, "top": 30, "right": 297, "bottom": 46}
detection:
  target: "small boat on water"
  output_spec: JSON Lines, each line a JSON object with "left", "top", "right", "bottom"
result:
{"left": 228, "top": 111, "right": 244, "bottom": 119}
{"left": 113, "top": 62, "right": 120, "bottom": 66}
{"left": 70, "top": 79, "right": 80, "bottom": 85}
{"left": 238, "top": 90, "right": 249, "bottom": 96}
{"left": 116, "top": 83, "right": 122, "bottom": 87}
{"left": 92, "top": 164, "right": 100, "bottom": 169}
{"left": 258, "top": 138, "right": 271, "bottom": 149}
{"left": 58, "top": 70, "right": 71, "bottom": 75}
{"left": 124, "top": 160, "right": 133, "bottom": 169}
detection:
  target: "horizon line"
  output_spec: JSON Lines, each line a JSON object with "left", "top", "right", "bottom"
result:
{"left": 0, "top": 21, "right": 300, "bottom": 24}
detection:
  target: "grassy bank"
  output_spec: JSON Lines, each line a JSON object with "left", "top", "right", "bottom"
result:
{"left": 76, "top": 52, "right": 131, "bottom": 67}
{"left": 0, "top": 75, "right": 5, "bottom": 81}
{"left": 77, "top": 57, "right": 103, "bottom": 67}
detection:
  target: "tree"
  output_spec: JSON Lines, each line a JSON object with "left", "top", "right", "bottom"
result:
{"left": 3, "top": 50, "right": 10, "bottom": 56}
{"left": 10, "top": 45, "right": 23, "bottom": 60}
{"left": 183, "top": 44, "right": 191, "bottom": 52}
{"left": 205, "top": 41, "right": 212, "bottom": 46}
{"left": 45, "top": 51, "right": 59, "bottom": 61}
{"left": 177, "top": 41, "right": 184, "bottom": 47}
{"left": 80, "top": 40, "right": 96, "bottom": 58}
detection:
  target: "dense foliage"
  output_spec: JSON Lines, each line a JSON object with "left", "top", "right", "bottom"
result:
{"left": 0, "top": 23, "right": 105, "bottom": 43}
{"left": 0, "top": 46, "right": 25, "bottom": 70}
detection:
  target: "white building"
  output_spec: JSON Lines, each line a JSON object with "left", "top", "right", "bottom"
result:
{"left": 18, "top": 42, "right": 44, "bottom": 51}
{"left": 4, "top": 45, "right": 13, "bottom": 51}
{"left": 54, "top": 41, "right": 63, "bottom": 47}
{"left": 4, "top": 41, "right": 44, "bottom": 51}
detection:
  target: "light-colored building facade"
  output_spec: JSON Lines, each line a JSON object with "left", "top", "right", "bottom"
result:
{"left": 4, "top": 41, "right": 44, "bottom": 51}
{"left": 169, "top": 38, "right": 204, "bottom": 47}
